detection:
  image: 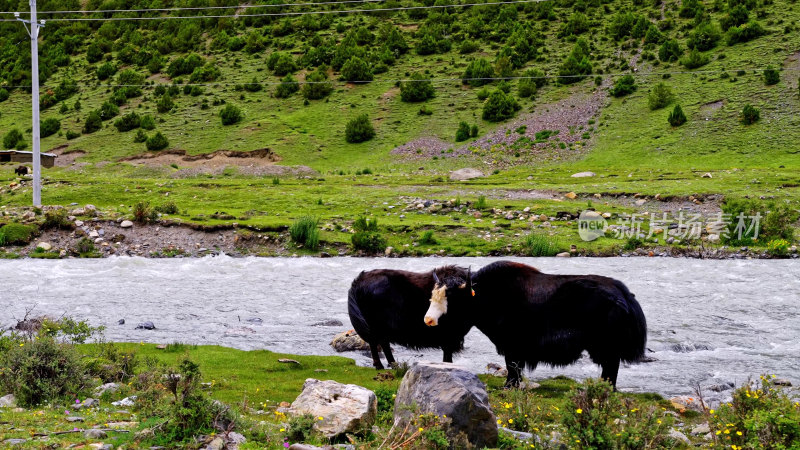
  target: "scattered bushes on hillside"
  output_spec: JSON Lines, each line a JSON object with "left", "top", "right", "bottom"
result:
{"left": 726, "top": 20, "right": 765, "bottom": 45}
{"left": 345, "top": 114, "right": 375, "bottom": 143}
{"left": 741, "top": 104, "right": 760, "bottom": 124}
{"left": 648, "top": 83, "right": 674, "bottom": 110}
{"left": 99, "top": 101, "right": 119, "bottom": 120}
{"left": 302, "top": 68, "right": 334, "bottom": 100}
{"left": 114, "top": 112, "right": 141, "bottom": 132}
{"left": 220, "top": 104, "right": 243, "bottom": 125}
{"left": 558, "top": 38, "right": 592, "bottom": 84}
{"left": 455, "top": 121, "right": 471, "bottom": 142}
{"left": 681, "top": 47, "right": 710, "bottom": 69}
{"left": 482, "top": 90, "right": 520, "bottom": 122}
{"left": 157, "top": 94, "right": 175, "bottom": 113}
{"left": 722, "top": 198, "right": 797, "bottom": 243}
{"left": 0, "top": 88, "right": 8, "bottom": 102}
{"left": 289, "top": 216, "right": 320, "bottom": 250}
{"left": 668, "top": 105, "right": 687, "bottom": 127}
{"left": 462, "top": 58, "right": 495, "bottom": 87}
{"left": 610, "top": 75, "right": 636, "bottom": 97}
{"left": 763, "top": 66, "right": 779, "bottom": 85}
{"left": 267, "top": 52, "right": 297, "bottom": 76}
{"left": 83, "top": 111, "right": 103, "bottom": 134}
{"left": 275, "top": 75, "right": 299, "bottom": 98}
{"left": 400, "top": 73, "right": 435, "bottom": 102}
{"left": 341, "top": 56, "right": 373, "bottom": 82}
{"left": 146, "top": 132, "right": 169, "bottom": 151}
{"left": 96, "top": 62, "right": 117, "bottom": 80}
{"left": 140, "top": 115, "right": 155, "bottom": 130}
{"left": 40, "top": 118, "right": 61, "bottom": 138}
{"left": 351, "top": 217, "right": 386, "bottom": 254}
{"left": 687, "top": 22, "right": 721, "bottom": 51}
{"left": 167, "top": 53, "right": 204, "bottom": 78}
{"left": 133, "top": 201, "right": 157, "bottom": 223}
{"left": 3, "top": 129, "right": 24, "bottom": 149}
{"left": 658, "top": 40, "right": 682, "bottom": 62}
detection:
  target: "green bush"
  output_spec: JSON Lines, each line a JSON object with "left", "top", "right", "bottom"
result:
{"left": 0, "top": 88, "right": 8, "bottom": 102}
{"left": 96, "top": 62, "right": 117, "bottom": 80}
{"left": 763, "top": 66, "right": 779, "bottom": 85}
{"left": 726, "top": 20, "right": 765, "bottom": 45}
{"left": 462, "top": 58, "right": 495, "bottom": 87}
{"left": 517, "top": 71, "right": 539, "bottom": 98}
{"left": 99, "top": 101, "right": 119, "bottom": 120}
{"left": 42, "top": 209, "right": 72, "bottom": 230}
{"left": 155, "top": 201, "right": 179, "bottom": 215}
{"left": 455, "top": 121, "right": 471, "bottom": 142}
{"left": 558, "top": 39, "right": 592, "bottom": 84}
{"left": 475, "top": 195, "right": 488, "bottom": 210}
{"left": 114, "top": 112, "right": 141, "bottom": 132}
{"left": 133, "top": 130, "right": 148, "bottom": 143}
{"left": 609, "top": 74, "right": 636, "bottom": 97}
{"left": 274, "top": 75, "right": 299, "bottom": 98}
{"left": 341, "top": 56, "right": 373, "bottom": 82}
{"left": 482, "top": 90, "right": 520, "bottom": 122}
{"left": 65, "top": 130, "right": 80, "bottom": 140}
{"left": 668, "top": 105, "right": 687, "bottom": 127}
{"left": 741, "top": 104, "right": 760, "bottom": 125}
{"left": 243, "top": 77, "right": 263, "bottom": 92}
{"left": 400, "top": 73, "right": 435, "bottom": 102}
{"left": 289, "top": 216, "right": 320, "bottom": 250}
{"left": 156, "top": 94, "right": 175, "bottom": 113}
{"left": 140, "top": 115, "right": 155, "bottom": 130}
{"left": 523, "top": 233, "right": 560, "bottom": 256}
{"left": 3, "top": 128, "right": 24, "bottom": 149}
{"left": 648, "top": 83, "right": 674, "bottom": 110}
{"left": 73, "top": 237, "right": 97, "bottom": 257}
{"left": 688, "top": 21, "right": 721, "bottom": 51}
{"left": 0, "top": 223, "right": 37, "bottom": 246}
{"left": 419, "top": 230, "right": 438, "bottom": 245}
{"left": 83, "top": 111, "right": 103, "bottom": 133}
{"left": 354, "top": 216, "right": 379, "bottom": 232}
{"left": 302, "top": 69, "right": 334, "bottom": 100}
{"left": 681, "top": 47, "right": 710, "bottom": 69}
{"left": 220, "top": 104, "right": 243, "bottom": 125}
{"left": 345, "top": 114, "right": 375, "bottom": 143}
{"left": 146, "top": 132, "right": 169, "bottom": 151}
{"left": 459, "top": 40, "right": 479, "bottom": 54}
{"left": 767, "top": 239, "right": 791, "bottom": 257}
{"left": 352, "top": 231, "right": 387, "bottom": 254}
{"left": 287, "top": 414, "right": 318, "bottom": 443}
{"left": 721, "top": 198, "right": 797, "bottom": 243}
{"left": 0, "top": 335, "right": 86, "bottom": 407}
{"left": 133, "top": 201, "right": 157, "bottom": 223}
{"left": 267, "top": 52, "right": 297, "bottom": 76}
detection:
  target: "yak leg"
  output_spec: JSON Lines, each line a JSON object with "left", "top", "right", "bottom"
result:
{"left": 442, "top": 350, "right": 453, "bottom": 363}
{"left": 369, "top": 343, "right": 385, "bottom": 370}
{"left": 504, "top": 356, "right": 524, "bottom": 389}
{"left": 381, "top": 342, "right": 397, "bottom": 368}
{"left": 600, "top": 358, "right": 620, "bottom": 390}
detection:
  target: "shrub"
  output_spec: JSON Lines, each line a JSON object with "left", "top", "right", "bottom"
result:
{"left": 720, "top": 4, "right": 749, "bottom": 31}
{"left": 287, "top": 414, "right": 318, "bottom": 443}
{"left": 418, "top": 230, "right": 438, "bottom": 245}
{"left": 65, "top": 130, "right": 80, "bottom": 140}
{"left": 140, "top": 115, "right": 155, "bottom": 130}
{"left": 459, "top": 40, "right": 479, "bottom": 54}
{"left": 3, "top": 128, "right": 24, "bottom": 149}
{"left": 267, "top": 52, "right": 297, "bottom": 76}
{"left": 341, "top": 56, "right": 373, "bottom": 82}
{"left": 167, "top": 53, "right": 204, "bottom": 78}
{"left": 354, "top": 216, "right": 379, "bottom": 232}
{"left": 523, "top": 233, "right": 560, "bottom": 256}
{"left": 82, "top": 111, "right": 103, "bottom": 133}
{"left": 0, "top": 335, "right": 86, "bottom": 407}
{"left": 668, "top": 105, "right": 687, "bottom": 127}
{"left": 475, "top": 195, "right": 488, "bottom": 210}
{"left": 133, "top": 201, "right": 157, "bottom": 223}
{"left": 155, "top": 201, "right": 179, "bottom": 215}
{"left": 558, "top": 39, "right": 592, "bottom": 84}
{"left": 610, "top": 75, "right": 636, "bottom": 97}
{"left": 156, "top": 94, "right": 175, "bottom": 113}
{"left": 274, "top": 75, "right": 299, "bottom": 98}
{"left": 42, "top": 209, "right": 72, "bottom": 230}
{"left": 220, "top": 104, "right": 243, "bottom": 125}
{"left": 648, "top": 83, "right": 674, "bottom": 110}
{"left": 763, "top": 66, "right": 779, "bottom": 85}
{"left": 767, "top": 239, "right": 791, "bottom": 257}
{"left": 462, "top": 58, "right": 495, "bottom": 87}
{"left": 517, "top": 71, "right": 539, "bottom": 98}
{"left": 455, "top": 121, "right": 471, "bottom": 142}
{"left": 345, "top": 114, "right": 375, "bottom": 143}
{"left": 681, "top": 47, "right": 710, "bottom": 69}
{"left": 0, "top": 88, "right": 8, "bottom": 102}
{"left": 470, "top": 125, "right": 478, "bottom": 138}
{"left": 133, "top": 130, "right": 148, "bottom": 143}
{"left": 400, "top": 73, "right": 435, "bottom": 102}
{"left": 96, "top": 62, "right": 117, "bottom": 80}
{"left": 482, "top": 90, "right": 520, "bottom": 122}
{"left": 289, "top": 216, "right": 320, "bottom": 250}
{"left": 722, "top": 198, "right": 797, "bottom": 243}
{"left": 352, "top": 231, "right": 387, "bottom": 254}
{"left": 114, "top": 112, "right": 141, "bottom": 132}
{"left": 687, "top": 22, "right": 721, "bottom": 51}
{"left": 189, "top": 64, "right": 221, "bottom": 83}
{"left": 0, "top": 223, "right": 37, "bottom": 246}
{"left": 146, "top": 132, "right": 169, "bottom": 151}
{"left": 302, "top": 69, "right": 334, "bottom": 100}
{"left": 243, "top": 77, "right": 262, "bottom": 93}
{"left": 99, "top": 101, "right": 119, "bottom": 120}
{"left": 726, "top": 20, "right": 765, "bottom": 45}
{"left": 741, "top": 104, "right": 760, "bottom": 124}
{"left": 658, "top": 39, "right": 682, "bottom": 62}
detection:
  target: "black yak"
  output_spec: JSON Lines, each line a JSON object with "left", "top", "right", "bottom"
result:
{"left": 14, "top": 165, "right": 29, "bottom": 177}
{"left": 423, "top": 261, "right": 647, "bottom": 388}
{"left": 348, "top": 265, "right": 474, "bottom": 369}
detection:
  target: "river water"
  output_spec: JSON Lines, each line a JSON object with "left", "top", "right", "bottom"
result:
{"left": 1, "top": 256, "right": 798, "bottom": 400}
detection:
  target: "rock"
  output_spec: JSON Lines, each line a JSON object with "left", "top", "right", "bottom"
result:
{"left": 0, "top": 394, "right": 16, "bottom": 407}
{"left": 3, "top": 439, "right": 26, "bottom": 445}
{"left": 702, "top": 172, "right": 713, "bottom": 178}
{"left": 311, "top": 319, "right": 343, "bottom": 327}
{"left": 538, "top": 214, "right": 548, "bottom": 221}
{"left": 120, "top": 220, "right": 134, "bottom": 228}
{"left": 75, "top": 397, "right": 99, "bottom": 409}
{"left": 94, "top": 383, "right": 120, "bottom": 396}
{"left": 84, "top": 429, "right": 108, "bottom": 439}
{"left": 556, "top": 252, "right": 571, "bottom": 257}
{"left": 691, "top": 423, "right": 710, "bottom": 435}
{"left": 89, "top": 444, "right": 113, "bottom": 450}
{"left": 135, "top": 321, "right": 156, "bottom": 330}
{"left": 278, "top": 359, "right": 300, "bottom": 365}
{"left": 499, "top": 426, "right": 534, "bottom": 441}
{"left": 288, "top": 445, "right": 324, "bottom": 450}
{"left": 289, "top": 378, "right": 377, "bottom": 437}
{"left": 634, "top": 199, "right": 647, "bottom": 206}
{"left": 707, "top": 234, "right": 720, "bottom": 243}
{"left": 669, "top": 395, "right": 705, "bottom": 413}
{"left": 36, "top": 242, "right": 52, "bottom": 251}
{"left": 117, "top": 319, "right": 125, "bottom": 325}
{"left": 89, "top": 230, "right": 100, "bottom": 238}
{"left": 245, "top": 317, "right": 263, "bottom": 325}
{"left": 21, "top": 211, "right": 36, "bottom": 221}
{"left": 772, "top": 378, "right": 792, "bottom": 386}
{"left": 394, "top": 361, "right": 497, "bottom": 448}
{"left": 112, "top": 396, "right": 136, "bottom": 407}
{"left": 565, "top": 192, "right": 577, "bottom": 199}
{"left": 66, "top": 416, "right": 85, "bottom": 422}
{"left": 227, "top": 432, "right": 247, "bottom": 444}
{"left": 668, "top": 428, "right": 691, "bottom": 444}
{"left": 518, "top": 381, "right": 541, "bottom": 390}
{"left": 571, "top": 171, "right": 596, "bottom": 178}
{"left": 330, "top": 330, "right": 370, "bottom": 352}
{"left": 449, "top": 168, "right": 484, "bottom": 181}
{"left": 384, "top": 246, "right": 393, "bottom": 256}
{"left": 205, "top": 437, "right": 225, "bottom": 450}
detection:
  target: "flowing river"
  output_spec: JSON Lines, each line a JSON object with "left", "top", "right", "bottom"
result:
{"left": 1, "top": 256, "right": 798, "bottom": 400}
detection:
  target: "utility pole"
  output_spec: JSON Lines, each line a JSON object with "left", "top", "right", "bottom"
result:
{"left": 15, "top": 1, "right": 45, "bottom": 207}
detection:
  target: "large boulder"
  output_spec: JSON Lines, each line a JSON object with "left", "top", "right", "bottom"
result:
{"left": 288, "top": 379, "right": 377, "bottom": 437}
{"left": 330, "top": 329, "right": 370, "bottom": 352}
{"left": 393, "top": 362, "right": 497, "bottom": 448}
{"left": 449, "top": 168, "right": 484, "bottom": 181}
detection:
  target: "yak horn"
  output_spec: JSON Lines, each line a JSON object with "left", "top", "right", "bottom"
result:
{"left": 432, "top": 270, "right": 440, "bottom": 285}
{"left": 467, "top": 266, "right": 472, "bottom": 289}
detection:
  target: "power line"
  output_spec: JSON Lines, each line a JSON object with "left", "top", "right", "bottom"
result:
{"left": 0, "top": 0, "right": 548, "bottom": 22}
{"left": 3, "top": 0, "right": 390, "bottom": 15}
{"left": 3, "top": 66, "right": 796, "bottom": 90}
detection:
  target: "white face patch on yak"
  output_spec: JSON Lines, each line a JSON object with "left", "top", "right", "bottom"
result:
{"left": 424, "top": 285, "right": 448, "bottom": 327}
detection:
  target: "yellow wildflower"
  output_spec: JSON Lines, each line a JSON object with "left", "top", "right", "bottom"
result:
{"left": 576, "top": 409, "right": 583, "bottom": 414}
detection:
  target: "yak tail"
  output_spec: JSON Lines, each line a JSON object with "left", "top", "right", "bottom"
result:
{"left": 614, "top": 281, "right": 648, "bottom": 363}
{"left": 347, "top": 272, "right": 373, "bottom": 341}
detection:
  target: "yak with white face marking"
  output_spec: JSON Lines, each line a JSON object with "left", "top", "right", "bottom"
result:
{"left": 425, "top": 261, "right": 647, "bottom": 389}
{"left": 347, "top": 265, "right": 474, "bottom": 369}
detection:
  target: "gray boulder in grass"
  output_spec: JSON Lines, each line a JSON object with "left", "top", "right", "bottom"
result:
{"left": 393, "top": 361, "right": 498, "bottom": 448}
{"left": 288, "top": 379, "right": 377, "bottom": 437}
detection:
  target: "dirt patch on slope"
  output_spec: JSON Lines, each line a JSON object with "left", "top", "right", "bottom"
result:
{"left": 48, "top": 145, "right": 86, "bottom": 167}
{"left": 121, "top": 148, "right": 280, "bottom": 168}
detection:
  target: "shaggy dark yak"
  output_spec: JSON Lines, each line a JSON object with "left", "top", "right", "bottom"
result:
{"left": 423, "top": 261, "right": 647, "bottom": 388}
{"left": 348, "top": 265, "right": 474, "bottom": 369}
{"left": 14, "top": 165, "right": 29, "bottom": 177}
